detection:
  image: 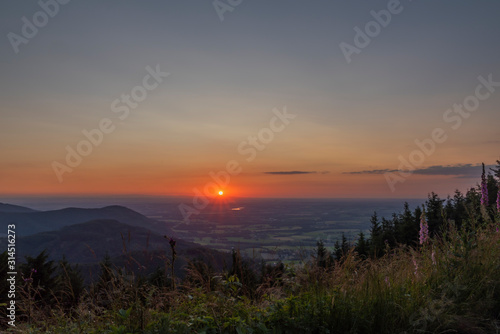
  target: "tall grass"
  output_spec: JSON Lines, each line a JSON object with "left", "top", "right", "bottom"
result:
{"left": 6, "top": 218, "right": 500, "bottom": 333}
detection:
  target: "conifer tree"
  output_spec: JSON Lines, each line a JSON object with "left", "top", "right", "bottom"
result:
{"left": 355, "top": 231, "right": 369, "bottom": 258}
{"left": 425, "top": 192, "right": 444, "bottom": 236}
{"left": 399, "top": 202, "right": 417, "bottom": 245}
{"left": 369, "top": 212, "right": 383, "bottom": 257}
{"left": 334, "top": 233, "right": 350, "bottom": 260}
{"left": 20, "top": 250, "right": 57, "bottom": 304}
{"left": 315, "top": 239, "right": 332, "bottom": 268}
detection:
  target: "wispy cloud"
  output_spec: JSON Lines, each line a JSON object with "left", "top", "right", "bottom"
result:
{"left": 344, "top": 164, "right": 496, "bottom": 178}
{"left": 344, "top": 169, "right": 396, "bottom": 175}
{"left": 264, "top": 171, "right": 328, "bottom": 175}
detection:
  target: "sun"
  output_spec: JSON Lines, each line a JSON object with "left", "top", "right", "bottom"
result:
{"left": 218, "top": 190, "right": 224, "bottom": 196}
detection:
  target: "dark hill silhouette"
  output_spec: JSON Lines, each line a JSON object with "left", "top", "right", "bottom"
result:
{"left": 0, "top": 219, "right": 231, "bottom": 282}
{"left": 0, "top": 202, "right": 39, "bottom": 213}
{"left": 8, "top": 219, "right": 188, "bottom": 263}
{"left": 0, "top": 205, "right": 172, "bottom": 236}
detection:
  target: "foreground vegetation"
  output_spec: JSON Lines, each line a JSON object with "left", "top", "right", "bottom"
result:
{"left": 2, "top": 163, "right": 500, "bottom": 333}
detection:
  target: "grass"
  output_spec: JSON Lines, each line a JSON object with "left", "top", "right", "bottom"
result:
{"left": 3, "top": 216, "right": 500, "bottom": 333}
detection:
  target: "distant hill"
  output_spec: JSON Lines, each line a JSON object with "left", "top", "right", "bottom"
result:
{"left": 12, "top": 219, "right": 172, "bottom": 263}
{"left": 0, "top": 202, "right": 38, "bottom": 213}
{"left": 0, "top": 205, "right": 172, "bottom": 237}
{"left": 0, "top": 219, "right": 231, "bottom": 282}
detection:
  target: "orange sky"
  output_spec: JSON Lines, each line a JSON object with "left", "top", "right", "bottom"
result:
{"left": 1, "top": 2, "right": 499, "bottom": 199}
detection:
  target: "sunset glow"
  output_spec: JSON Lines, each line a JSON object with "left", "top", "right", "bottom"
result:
{"left": 2, "top": 3, "right": 500, "bottom": 331}
{"left": 1, "top": 2, "right": 499, "bottom": 199}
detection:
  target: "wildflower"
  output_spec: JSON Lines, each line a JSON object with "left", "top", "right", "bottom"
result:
{"left": 412, "top": 257, "right": 418, "bottom": 276}
{"left": 384, "top": 276, "right": 390, "bottom": 287}
{"left": 31, "top": 268, "right": 37, "bottom": 273}
{"left": 169, "top": 238, "right": 177, "bottom": 257}
{"left": 165, "top": 235, "right": 177, "bottom": 259}
{"left": 497, "top": 185, "right": 500, "bottom": 212}
{"left": 165, "top": 235, "right": 177, "bottom": 289}
{"left": 481, "top": 163, "right": 488, "bottom": 207}
{"left": 419, "top": 207, "right": 429, "bottom": 245}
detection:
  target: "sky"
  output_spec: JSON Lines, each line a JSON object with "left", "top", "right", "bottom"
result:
{"left": 1, "top": 0, "right": 499, "bottom": 199}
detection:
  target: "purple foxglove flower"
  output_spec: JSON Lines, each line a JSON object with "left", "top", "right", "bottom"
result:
{"left": 497, "top": 186, "right": 500, "bottom": 212}
{"left": 412, "top": 257, "right": 418, "bottom": 276}
{"left": 419, "top": 208, "right": 429, "bottom": 245}
{"left": 481, "top": 163, "right": 489, "bottom": 207}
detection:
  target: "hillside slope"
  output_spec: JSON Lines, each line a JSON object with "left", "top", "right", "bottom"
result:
{"left": 0, "top": 205, "right": 171, "bottom": 236}
{"left": 0, "top": 202, "right": 38, "bottom": 213}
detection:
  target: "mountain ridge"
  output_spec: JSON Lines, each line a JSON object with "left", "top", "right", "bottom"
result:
{"left": 0, "top": 218, "right": 231, "bottom": 282}
{"left": 0, "top": 204, "right": 172, "bottom": 236}
{"left": 0, "top": 202, "right": 39, "bottom": 213}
